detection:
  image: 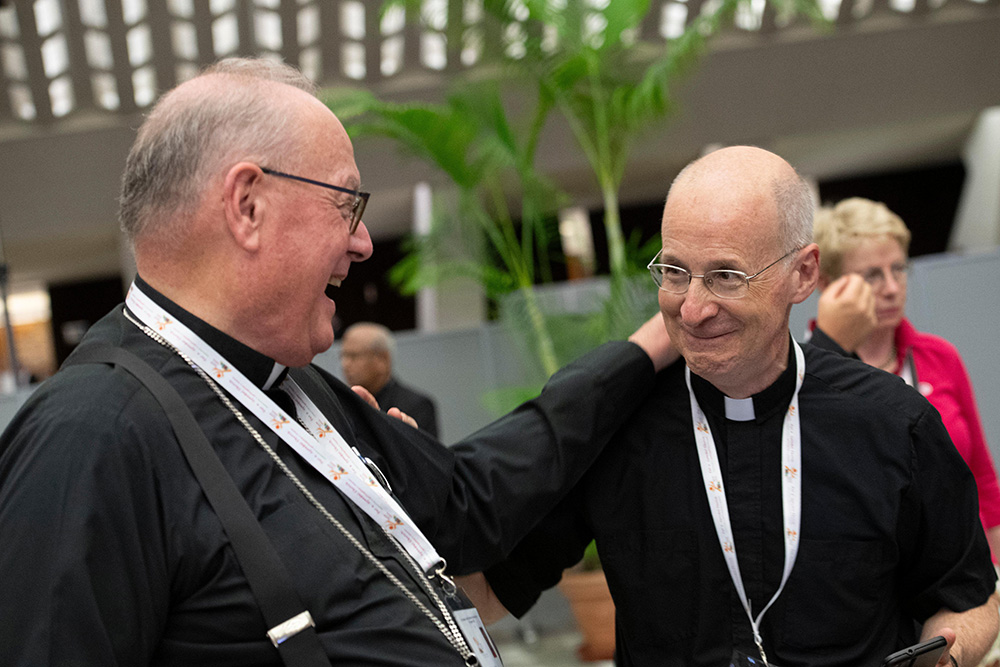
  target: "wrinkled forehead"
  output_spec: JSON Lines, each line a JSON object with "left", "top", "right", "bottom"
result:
{"left": 661, "top": 178, "right": 783, "bottom": 258}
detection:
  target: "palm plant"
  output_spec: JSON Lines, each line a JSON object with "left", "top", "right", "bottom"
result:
{"left": 326, "top": 80, "right": 568, "bottom": 377}
{"left": 325, "top": 0, "right": 826, "bottom": 385}
{"left": 472, "top": 0, "right": 824, "bottom": 337}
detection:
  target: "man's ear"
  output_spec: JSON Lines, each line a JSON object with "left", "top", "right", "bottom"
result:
{"left": 790, "top": 243, "right": 820, "bottom": 305}
{"left": 223, "top": 162, "right": 266, "bottom": 252}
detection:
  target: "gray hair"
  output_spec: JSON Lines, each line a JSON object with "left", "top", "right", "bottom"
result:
{"left": 772, "top": 172, "right": 814, "bottom": 255}
{"left": 119, "top": 57, "right": 318, "bottom": 243}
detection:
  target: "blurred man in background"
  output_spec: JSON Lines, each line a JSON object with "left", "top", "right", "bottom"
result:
{"left": 341, "top": 321, "right": 439, "bottom": 437}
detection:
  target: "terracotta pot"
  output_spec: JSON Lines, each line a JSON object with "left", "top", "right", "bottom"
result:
{"left": 558, "top": 569, "right": 616, "bottom": 662}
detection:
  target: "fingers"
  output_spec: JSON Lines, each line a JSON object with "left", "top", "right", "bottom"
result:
{"left": 839, "top": 274, "right": 873, "bottom": 301}
{"left": 819, "top": 274, "right": 875, "bottom": 314}
{"left": 937, "top": 628, "right": 957, "bottom": 667}
{"left": 386, "top": 407, "right": 419, "bottom": 429}
{"left": 352, "top": 385, "right": 379, "bottom": 409}
{"left": 824, "top": 273, "right": 852, "bottom": 298}
{"left": 352, "top": 386, "right": 420, "bottom": 429}
{"left": 823, "top": 273, "right": 869, "bottom": 300}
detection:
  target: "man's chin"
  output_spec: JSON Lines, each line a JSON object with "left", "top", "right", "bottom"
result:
{"left": 681, "top": 350, "right": 733, "bottom": 381}
{"left": 312, "top": 329, "right": 336, "bottom": 358}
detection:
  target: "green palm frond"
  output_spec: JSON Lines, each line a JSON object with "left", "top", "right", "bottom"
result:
{"left": 328, "top": 0, "right": 825, "bottom": 379}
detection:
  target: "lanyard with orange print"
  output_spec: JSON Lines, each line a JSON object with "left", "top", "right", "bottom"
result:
{"left": 686, "top": 340, "right": 805, "bottom": 667}
{"left": 124, "top": 282, "right": 444, "bottom": 574}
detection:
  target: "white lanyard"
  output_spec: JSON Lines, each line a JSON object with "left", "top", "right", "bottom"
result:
{"left": 899, "top": 352, "right": 916, "bottom": 388}
{"left": 686, "top": 340, "right": 805, "bottom": 665}
{"left": 125, "top": 282, "right": 443, "bottom": 573}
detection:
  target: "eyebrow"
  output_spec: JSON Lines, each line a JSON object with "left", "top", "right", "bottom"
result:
{"left": 659, "top": 253, "right": 748, "bottom": 272}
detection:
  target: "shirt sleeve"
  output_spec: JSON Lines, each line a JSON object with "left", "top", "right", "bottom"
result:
{"left": 325, "top": 340, "right": 656, "bottom": 574}
{"left": 898, "top": 405, "right": 998, "bottom": 621}
{"left": 483, "top": 484, "right": 594, "bottom": 617}
{"left": 0, "top": 372, "right": 172, "bottom": 666}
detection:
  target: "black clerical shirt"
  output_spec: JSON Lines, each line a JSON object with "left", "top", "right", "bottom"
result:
{"left": 0, "top": 276, "right": 655, "bottom": 666}
{"left": 486, "top": 341, "right": 996, "bottom": 667}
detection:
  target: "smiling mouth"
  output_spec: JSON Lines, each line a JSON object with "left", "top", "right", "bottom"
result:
{"left": 683, "top": 329, "right": 731, "bottom": 341}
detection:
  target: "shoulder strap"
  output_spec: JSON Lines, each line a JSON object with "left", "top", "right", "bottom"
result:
{"left": 65, "top": 344, "right": 332, "bottom": 667}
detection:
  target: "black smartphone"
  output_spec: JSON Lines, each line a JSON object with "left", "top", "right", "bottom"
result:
{"left": 882, "top": 636, "right": 948, "bottom": 667}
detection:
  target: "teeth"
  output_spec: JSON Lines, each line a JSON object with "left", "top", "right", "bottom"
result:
{"left": 328, "top": 278, "right": 342, "bottom": 288}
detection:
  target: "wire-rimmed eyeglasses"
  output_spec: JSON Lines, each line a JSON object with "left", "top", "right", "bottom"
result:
{"left": 858, "top": 262, "right": 909, "bottom": 289}
{"left": 261, "top": 167, "right": 370, "bottom": 234}
{"left": 647, "top": 248, "right": 799, "bottom": 299}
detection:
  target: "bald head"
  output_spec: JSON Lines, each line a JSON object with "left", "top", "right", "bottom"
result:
{"left": 340, "top": 323, "right": 395, "bottom": 393}
{"left": 668, "top": 146, "right": 814, "bottom": 253}
{"left": 343, "top": 322, "right": 396, "bottom": 358}
{"left": 119, "top": 58, "right": 327, "bottom": 248}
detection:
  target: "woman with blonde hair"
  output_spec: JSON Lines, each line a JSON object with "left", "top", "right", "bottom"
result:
{"left": 811, "top": 197, "right": 1000, "bottom": 564}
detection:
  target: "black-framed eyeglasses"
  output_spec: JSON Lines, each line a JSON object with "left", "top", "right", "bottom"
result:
{"left": 260, "top": 167, "right": 370, "bottom": 234}
{"left": 647, "top": 248, "right": 799, "bottom": 299}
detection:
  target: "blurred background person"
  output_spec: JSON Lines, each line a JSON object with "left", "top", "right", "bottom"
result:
{"left": 811, "top": 197, "right": 1000, "bottom": 562}
{"left": 340, "top": 322, "right": 440, "bottom": 437}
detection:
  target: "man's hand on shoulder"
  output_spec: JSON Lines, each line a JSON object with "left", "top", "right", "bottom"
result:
{"left": 629, "top": 313, "right": 678, "bottom": 372}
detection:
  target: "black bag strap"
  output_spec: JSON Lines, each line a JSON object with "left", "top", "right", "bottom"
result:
{"left": 65, "top": 344, "right": 332, "bottom": 667}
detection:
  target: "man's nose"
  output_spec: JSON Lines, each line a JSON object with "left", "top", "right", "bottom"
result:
{"left": 350, "top": 221, "right": 374, "bottom": 261}
{"left": 679, "top": 278, "right": 719, "bottom": 324}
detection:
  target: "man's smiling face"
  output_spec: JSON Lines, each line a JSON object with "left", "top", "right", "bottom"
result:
{"left": 655, "top": 148, "right": 813, "bottom": 398}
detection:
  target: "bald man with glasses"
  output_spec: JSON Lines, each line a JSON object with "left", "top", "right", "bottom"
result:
{"left": 476, "top": 146, "right": 998, "bottom": 667}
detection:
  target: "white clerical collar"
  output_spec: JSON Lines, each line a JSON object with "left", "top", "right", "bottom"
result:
{"left": 263, "top": 362, "right": 287, "bottom": 390}
{"left": 724, "top": 396, "right": 756, "bottom": 422}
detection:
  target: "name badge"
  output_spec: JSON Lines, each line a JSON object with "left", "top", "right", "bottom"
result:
{"left": 453, "top": 607, "right": 503, "bottom": 667}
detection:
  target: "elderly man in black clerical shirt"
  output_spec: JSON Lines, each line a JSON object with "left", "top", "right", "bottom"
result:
{"left": 475, "top": 146, "right": 999, "bottom": 667}
{"left": 340, "top": 321, "right": 440, "bottom": 438}
{"left": 0, "top": 58, "right": 676, "bottom": 666}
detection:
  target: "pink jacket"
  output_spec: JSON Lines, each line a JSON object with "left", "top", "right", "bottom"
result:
{"left": 889, "top": 319, "right": 1000, "bottom": 541}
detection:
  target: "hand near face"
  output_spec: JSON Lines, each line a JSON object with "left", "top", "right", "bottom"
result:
{"left": 817, "top": 274, "right": 878, "bottom": 353}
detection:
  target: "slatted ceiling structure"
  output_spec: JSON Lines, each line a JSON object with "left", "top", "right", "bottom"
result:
{"left": 1, "top": 0, "right": 318, "bottom": 123}
{"left": 0, "top": 0, "right": 994, "bottom": 298}
{"left": 4, "top": 0, "right": 992, "bottom": 131}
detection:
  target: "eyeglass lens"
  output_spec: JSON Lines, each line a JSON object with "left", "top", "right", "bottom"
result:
{"left": 861, "top": 263, "right": 908, "bottom": 287}
{"left": 349, "top": 194, "right": 368, "bottom": 234}
{"left": 650, "top": 266, "right": 749, "bottom": 298}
